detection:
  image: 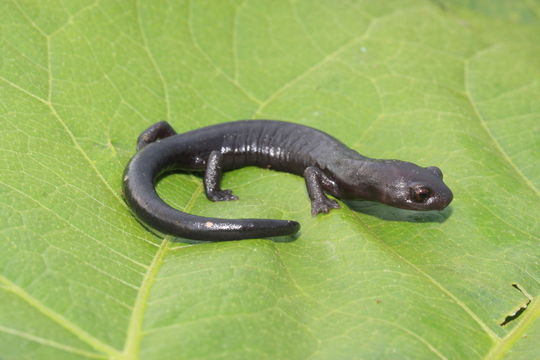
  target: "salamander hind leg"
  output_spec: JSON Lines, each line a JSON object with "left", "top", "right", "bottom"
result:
{"left": 204, "top": 151, "right": 239, "bottom": 201}
{"left": 136, "top": 121, "right": 177, "bottom": 150}
{"left": 304, "top": 166, "right": 340, "bottom": 215}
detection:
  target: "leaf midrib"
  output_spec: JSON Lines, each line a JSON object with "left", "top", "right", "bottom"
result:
{"left": 121, "top": 184, "right": 204, "bottom": 358}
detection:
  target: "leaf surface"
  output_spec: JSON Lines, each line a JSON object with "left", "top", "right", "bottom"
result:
{"left": 1, "top": 0, "right": 539, "bottom": 359}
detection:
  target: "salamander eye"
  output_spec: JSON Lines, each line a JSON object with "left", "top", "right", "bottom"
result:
{"left": 411, "top": 186, "right": 432, "bottom": 203}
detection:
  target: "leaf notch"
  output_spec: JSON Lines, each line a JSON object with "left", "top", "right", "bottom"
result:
{"left": 499, "top": 284, "right": 533, "bottom": 327}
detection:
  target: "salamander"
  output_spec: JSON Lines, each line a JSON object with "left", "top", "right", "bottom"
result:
{"left": 122, "top": 120, "right": 453, "bottom": 241}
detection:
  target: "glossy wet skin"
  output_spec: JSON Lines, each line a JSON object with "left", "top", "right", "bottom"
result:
{"left": 334, "top": 159, "right": 453, "bottom": 211}
{"left": 124, "top": 120, "right": 454, "bottom": 241}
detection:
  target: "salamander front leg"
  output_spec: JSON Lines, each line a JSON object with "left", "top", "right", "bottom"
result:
{"left": 136, "top": 121, "right": 177, "bottom": 150}
{"left": 204, "top": 151, "right": 239, "bottom": 201}
{"left": 304, "top": 167, "right": 340, "bottom": 215}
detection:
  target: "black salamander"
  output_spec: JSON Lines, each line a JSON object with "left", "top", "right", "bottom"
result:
{"left": 122, "top": 120, "right": 453, "bottom": 241}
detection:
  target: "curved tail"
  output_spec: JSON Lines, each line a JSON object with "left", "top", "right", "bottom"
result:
{"left": 122, "top": 156, "right": 300, "bottom": 241}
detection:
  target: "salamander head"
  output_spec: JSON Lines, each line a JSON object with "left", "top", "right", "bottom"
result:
{"left": 338, "top": 159, "right": 453, "bottom": 211}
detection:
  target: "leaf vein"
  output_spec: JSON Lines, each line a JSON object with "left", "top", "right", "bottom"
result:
{"left": 0, "top": 325, "right": 106, "bottom": 359}
{"left": 0, "top": 276, "right": 122, "bottom": 357}
{"left": 350, "top": 210, "right": 500, "bottom": 341}
{"left": 464, "top": 59, "right": 540, "bottom": 198}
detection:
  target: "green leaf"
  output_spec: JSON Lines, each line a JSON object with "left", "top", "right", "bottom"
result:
{"left": 1, "top": 0, "right": 539, "bottom": 359}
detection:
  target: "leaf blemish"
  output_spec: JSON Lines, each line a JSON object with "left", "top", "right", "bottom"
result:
{"left": 499, "top": 284, "right": 533, "bottom": 327}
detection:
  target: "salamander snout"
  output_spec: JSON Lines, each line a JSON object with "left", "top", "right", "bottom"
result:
{"left": 338, "top": 159, "right": 453, "bottom": 211}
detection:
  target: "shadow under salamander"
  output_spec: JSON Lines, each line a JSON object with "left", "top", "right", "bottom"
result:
{"left": 344, "top": 200, "right": 453, "bottom": 224}
{"left": 175, "top": 202, "right": 452, "bottom": 245}
{"left": 177, "top": 233, "right": 299, "bottom": 245}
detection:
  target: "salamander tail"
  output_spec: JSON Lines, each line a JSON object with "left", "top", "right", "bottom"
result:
{"left": 123, "top": 155, "right": 300, "bottom": 240}
{"left": 123, "top": 137, "right": 301, "bottom": 241}
{"left": 192, "top": 218, "right": 301, "bottom": 241}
